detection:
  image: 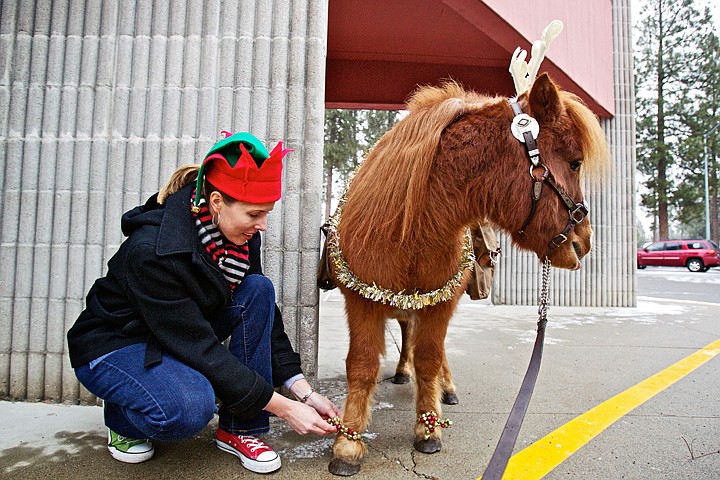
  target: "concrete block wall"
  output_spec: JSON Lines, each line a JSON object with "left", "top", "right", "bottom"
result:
{"left": 0, "top": 0, "right": 328, "bottom": 403}
{"left": 493, "top": 0, "right": 637, "bottom": 307}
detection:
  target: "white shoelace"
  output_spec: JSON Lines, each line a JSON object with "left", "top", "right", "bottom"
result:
{"left": 240, "top": 436, "right": 269, "bottom": 453}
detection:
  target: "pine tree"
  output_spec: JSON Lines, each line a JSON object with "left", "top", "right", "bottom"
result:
{"left": 634, "top": 0, "right": 714, "bottom": 240}
{"left": 323, "top": 109, "right": 360, "bottom": 219}
{"left": 686, "top": 30, "right": 720, "bottom": 242}
{"left": 322, "top": 109, "right": 399, "bottom": 219}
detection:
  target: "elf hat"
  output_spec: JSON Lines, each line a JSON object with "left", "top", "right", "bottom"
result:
{"left": 192, "top": 131, "right": 291, "bottom": 211}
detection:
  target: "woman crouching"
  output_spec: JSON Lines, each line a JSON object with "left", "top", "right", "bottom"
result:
{"left": 67, "top": 132, "right": 338, "bottom": 474}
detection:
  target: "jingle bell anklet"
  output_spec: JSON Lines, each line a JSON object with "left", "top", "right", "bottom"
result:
{"left": 418, "top": 411, "right": 453, "bottom": 440}
{"left": 327, "top": 417, "right": 363, "bottom": 441}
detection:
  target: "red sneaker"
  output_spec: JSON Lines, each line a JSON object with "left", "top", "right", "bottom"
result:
{"left": 215, "top": 427, "right": 281, "bottom": 473}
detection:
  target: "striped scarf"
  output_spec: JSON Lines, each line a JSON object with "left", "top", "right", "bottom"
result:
{"left": 191, "top": 189, "right": 250, "bottom": 289}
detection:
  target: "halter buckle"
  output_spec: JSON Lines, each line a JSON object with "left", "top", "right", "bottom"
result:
{"left": 550, "top": 233, "right": 568, "bottom": 247}
{"left": 569, "top": 203, "right": 588, "bottom": 224}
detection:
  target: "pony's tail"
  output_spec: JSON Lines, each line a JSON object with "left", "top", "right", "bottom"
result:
{"left": 158, "top": 164, "right": 199, "bottom": 204}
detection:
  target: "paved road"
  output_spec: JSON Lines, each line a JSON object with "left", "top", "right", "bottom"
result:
{"left": 637, "top": 266, "right": 720, "bottom": 304}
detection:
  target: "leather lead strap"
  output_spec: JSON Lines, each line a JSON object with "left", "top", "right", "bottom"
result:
{"left": 482, "top": 259, "right": 552, "bottom": 480}
{"left": 482, "top": 318, "right": 546, "bottom": 480}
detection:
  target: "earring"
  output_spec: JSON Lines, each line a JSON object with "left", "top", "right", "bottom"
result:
{"left": 211, "top": 212, "right": 219, "bottom": 227}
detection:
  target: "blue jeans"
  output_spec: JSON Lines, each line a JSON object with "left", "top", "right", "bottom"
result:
{"left": 75, "top": 274, "right": 276, "bottom": 440}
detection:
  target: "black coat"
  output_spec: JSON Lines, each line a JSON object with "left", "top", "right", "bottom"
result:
{"left": 67, "top": 184, "right": 302, "bottom": 419}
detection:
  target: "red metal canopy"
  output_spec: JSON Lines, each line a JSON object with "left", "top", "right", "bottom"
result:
{"left": 326, "top": 0, "right": 614, "bottom": 117}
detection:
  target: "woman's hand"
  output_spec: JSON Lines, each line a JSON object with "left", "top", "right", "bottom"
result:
{"left": 305, "top": 391, "right": 340, "bottom": 419}
{"left": 289, "top": 378, "right": 341, "bottom": 419}
{"left": 265, "top": 392, "right": 337, "bottom": 435}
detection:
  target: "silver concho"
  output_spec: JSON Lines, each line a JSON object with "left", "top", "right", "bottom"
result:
{"left": 511, "top": 113, "right": 540, "bottom": 143}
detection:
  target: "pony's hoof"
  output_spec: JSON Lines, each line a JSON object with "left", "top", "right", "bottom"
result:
{"left": 329, "top": 458, "right": 361, "bottom": 476}
{"left": 414, "top": 437, "right": 442, "bottom": 454}
{"left": 392, "top": 373, "right": 411, "bottom": 384}
{"left": 442, "top": 391, "right": 459, "bottom": 405}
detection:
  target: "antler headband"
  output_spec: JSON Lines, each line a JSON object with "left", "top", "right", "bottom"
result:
{"left": 509, "top": 20, "right": 564, "bottom": 96}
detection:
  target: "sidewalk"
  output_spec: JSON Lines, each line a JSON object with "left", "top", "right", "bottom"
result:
{"left": 2, "top": 292, "right": 719, "bottom": 479}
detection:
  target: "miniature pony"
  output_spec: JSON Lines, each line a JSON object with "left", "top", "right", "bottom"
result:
{"left": 326, "top": 23, "right": 609, "bottom": 475}
{"left": 326, "top": 72, "right": 609, "bottom": 475}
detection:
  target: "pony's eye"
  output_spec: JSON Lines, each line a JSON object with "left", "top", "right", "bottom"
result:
{"left": 570, "top": 160, "right": 582, "bottom": 171}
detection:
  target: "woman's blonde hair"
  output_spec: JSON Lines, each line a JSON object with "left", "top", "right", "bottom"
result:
{"left": 157, "top": 164, "right": 199, "bottom": 204}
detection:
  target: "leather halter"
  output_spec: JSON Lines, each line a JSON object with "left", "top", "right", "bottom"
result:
{"left": 509, "top": 99, "right": 589, "bottom": 253}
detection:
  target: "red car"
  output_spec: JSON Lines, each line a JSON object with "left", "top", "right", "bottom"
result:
{"left": 637, "top": 239, "right": 720, "bottom": 272}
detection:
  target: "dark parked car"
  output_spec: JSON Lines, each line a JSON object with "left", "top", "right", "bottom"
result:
{"left": 637, "top": 239, "right": 720, "bottom": 272}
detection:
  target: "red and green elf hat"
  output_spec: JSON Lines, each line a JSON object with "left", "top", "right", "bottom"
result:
{"left": 192, "top": 131, "right": 291, "bottom": 211}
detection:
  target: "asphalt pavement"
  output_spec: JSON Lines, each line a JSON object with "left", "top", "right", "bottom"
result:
{"left": 1, "top": 267, "right": 719, "bottom": 479}
{"left": 637, "top": 264, "right": 720, "bottom": 304}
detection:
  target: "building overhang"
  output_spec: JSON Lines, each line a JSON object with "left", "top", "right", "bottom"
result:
{"left": 326, "top": 0, "right": 614, "bottom": 117}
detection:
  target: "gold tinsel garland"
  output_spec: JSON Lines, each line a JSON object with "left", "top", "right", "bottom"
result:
{"left": 326, "top": 172, "right": 475, "bottom": 311}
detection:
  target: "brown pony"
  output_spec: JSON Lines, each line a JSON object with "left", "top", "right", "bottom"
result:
{"left": 327, "top": 73, "right": 609, "bottom": 475}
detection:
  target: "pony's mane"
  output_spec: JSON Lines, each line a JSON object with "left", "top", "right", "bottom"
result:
{"left": 342, "top": 82, "right": 491, "bottom": 246}
{"left": 406, "top": 81, "right": 488, "bottom": 113}
{"left": 560, "top": 91, "right": 610, "bottom": 182}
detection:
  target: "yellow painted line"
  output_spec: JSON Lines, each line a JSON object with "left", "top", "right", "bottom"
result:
{"left": 481, "top": 338, "right": 720, "bottom": 480}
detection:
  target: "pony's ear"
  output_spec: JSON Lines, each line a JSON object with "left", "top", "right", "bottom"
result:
{"left": 528, "top": 73, "right": 562, "bottom": 124}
